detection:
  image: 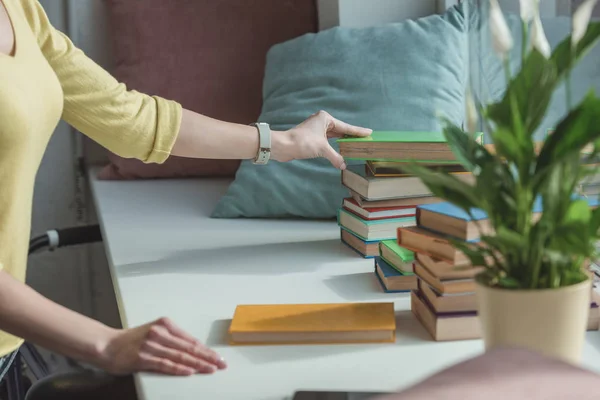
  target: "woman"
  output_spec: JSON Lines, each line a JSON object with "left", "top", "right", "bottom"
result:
{"left": 0, "top": 0, "right": 371, "bottom": 381}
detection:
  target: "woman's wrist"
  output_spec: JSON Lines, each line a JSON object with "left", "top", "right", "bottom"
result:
{"left": 89, "top": 324, "right": 121, "bottom": 369}
{"left": 270, "top": 130, "right": 294, "bottom": 163}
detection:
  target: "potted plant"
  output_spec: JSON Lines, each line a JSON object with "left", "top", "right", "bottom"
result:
{"left": 404, "top": 0, "right": 600, "bottom": 364}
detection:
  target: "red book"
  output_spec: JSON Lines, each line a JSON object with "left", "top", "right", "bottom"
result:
{"left": 342, "top": 198, "right": 416, "bottom": 221}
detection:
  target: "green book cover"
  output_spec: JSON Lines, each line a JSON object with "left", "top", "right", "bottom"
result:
{"left": 337, "top": 131, "right": 483, "bottom": 144}
{"left": 379, "top": 239, "right": 415, "bottom": 262}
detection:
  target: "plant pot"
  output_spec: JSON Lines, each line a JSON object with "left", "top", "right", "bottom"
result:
{"left": 475, "top": 276, "right": 592, "bottom": 364}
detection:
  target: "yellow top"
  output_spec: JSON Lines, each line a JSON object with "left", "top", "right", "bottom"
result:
{"left": 0, "top": 0, "right": 182, "bottom": 357}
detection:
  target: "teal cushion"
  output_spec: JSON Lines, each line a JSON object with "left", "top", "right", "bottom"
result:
{"left": 211, "top": 4, "right": 469, "bottom": 219}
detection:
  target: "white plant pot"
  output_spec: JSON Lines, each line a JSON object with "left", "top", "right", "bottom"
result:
{"left": 475, "top": 276, "right": 592, "bottom": 364}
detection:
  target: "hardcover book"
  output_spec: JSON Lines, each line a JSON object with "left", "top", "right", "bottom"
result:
{"left": 417, "top": 196, "right": 599, "bottom": 241}
{"left": 340, "top": 228, "right": 379, "bottom": 258}
{"left": 379, "top": 239, "right": 415, "bottom": 274}
{"left": 397, "top": 226, "right": 476, "bottom": 264}
{"left": 343, "top": 197, "right": 416, "bottom": 220}
{"left": 374, "top": 257, "right": 416, "bottom": 293}
{"left": 337, "top": 131, "right": 483, "bottom": 162}
{"left": 338, "top": 208, "right": 415, "bottom": 242}
{"left": 412, "top": 289, "right": 600, "bottom": 341}
{"left": 229, "top": 302, "right": 397, "bottom": 345}
{"left": 349, "top": 189, "right": 442, "bottom": 208}
{"left": 366, "top": 161, "right": 468, "bottom": 177}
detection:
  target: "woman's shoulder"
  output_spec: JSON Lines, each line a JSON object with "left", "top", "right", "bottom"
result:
{"left": 7, "top": 0, "right": 51, "bottom": 42}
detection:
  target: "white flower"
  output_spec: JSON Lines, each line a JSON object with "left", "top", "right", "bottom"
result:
{"left": 572, "top": 0, "right": 599, "bottom": 46}
{"left": 489, "top": 0, "right": 514, "bottom": 57}
{"left": 520, "top": 0, "right": 539, "bottom": 22}
{"left": 531, "top": 13, "right": 551, "bottom": 57}
{"left": 465, "top": 88, "right": 478, "bottom": 133}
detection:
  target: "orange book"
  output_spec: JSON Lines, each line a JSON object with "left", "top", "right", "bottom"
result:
{"left": 229, "top": 302, "right": 396, "bottom": 345}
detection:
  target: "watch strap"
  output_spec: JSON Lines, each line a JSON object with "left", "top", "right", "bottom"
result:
{"left": 251, "top": 122, "right": 271, "bottom": 165}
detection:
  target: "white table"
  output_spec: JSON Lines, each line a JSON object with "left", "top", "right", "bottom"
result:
{"left": 88, "top": 167, "right": 600, "bottom": 400}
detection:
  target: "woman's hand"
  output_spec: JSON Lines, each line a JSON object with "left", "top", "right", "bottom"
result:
{"left": 271, "top": 110, "right": 372, "bottom": 169}
{"left": 99, "top": 317, "right": 226, "bottom": 376}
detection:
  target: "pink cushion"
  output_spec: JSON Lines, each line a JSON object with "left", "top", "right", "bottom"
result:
{"left": 379, "top": 347, "right": 600, "bottom": 399}
{"left": 97, "top": 0, "right": 318, "bottom": 180}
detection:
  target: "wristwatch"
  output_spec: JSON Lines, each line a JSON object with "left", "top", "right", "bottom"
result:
{"left": 251, "top": 122, "right": 271, "bottom": 165}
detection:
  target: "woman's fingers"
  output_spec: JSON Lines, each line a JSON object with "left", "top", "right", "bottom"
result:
{"left": 138, "top": 353, "right": 195, "bottom": 376}
{"left": 142, "top": 341, "right": 217, "bottom": 374}
{"left": 321, "top": 143, "right": 346, "bottom": 170}
{"left": 146, "top": 322, "right": 227, "bottom": 370}
{"left": 322, "top": 113, "right": 372, "bottom": 138}
{"left": 159, "top": 317, "right": 199, "bottom": 344}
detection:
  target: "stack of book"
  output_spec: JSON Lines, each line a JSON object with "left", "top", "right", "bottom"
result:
{"left": 336, "top": 131, "right": 476, "bottom": 258}
{"left": 400, "top": 200, "right": 600, "bottom": 341}
{"left": 374, "top": 239, "right": 417, "bottom": 293}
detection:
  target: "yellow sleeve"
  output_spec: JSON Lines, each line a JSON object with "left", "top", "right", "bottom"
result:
{"left": 20, "top": 0, "right": 182, "bottom": 163}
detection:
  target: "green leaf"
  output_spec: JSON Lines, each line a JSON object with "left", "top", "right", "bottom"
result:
{"left": 589, "top": 206, "right": 600, "bottom": 236}
{"left": 473, "top": 168, "right": 512, "bottom": 229}
{"left": 479, "top": 229, "right": 527, "bottom": 263}
{"left": 497, "top": 276, "right": 521, "bottom": 289}
{"left": 398, "top": 163, "right": 481, "bottom": 214}
{"left": 488, "top": 127, "right": 525, "bottom": 166}
{"left": 535, "top": 92, "right": 600, "bottom": 177}
{"left": 551, "top": 21, "right": 600, "bottom": 81}
{"left": 494, "top": 226, "right": 527, "bottom": 249}
{"left": 442, "top": 120, "right": 495, "bottom": 172}
{"left": 487, "top": 48, "right": 558, "bottom": 138}
{"left": 564, "top": 199, "right": 592, "bottom": 225}
{"left": 551, "top": 221, "right": 593, "bottom": 255}
{"left": 449, "top": 239, "right": 488, "bottom": 267}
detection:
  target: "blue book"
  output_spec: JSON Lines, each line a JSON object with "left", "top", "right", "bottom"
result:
{"left": 374, "top": 256, "right": 416, "bottom": 293}
{"left": 416, "top": 195, "right": 598, "bottom": 242}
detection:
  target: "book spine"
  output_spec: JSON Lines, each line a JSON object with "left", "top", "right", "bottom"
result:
{"left": 415, "top": 207, "right": 423, "bottom": 227}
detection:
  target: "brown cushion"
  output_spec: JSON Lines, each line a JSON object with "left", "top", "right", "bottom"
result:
{"left": 378, "top": 347, "right": 600, "bottom": 399}
{"left": 97, "top": 0, "right": 318, "bottom": 180}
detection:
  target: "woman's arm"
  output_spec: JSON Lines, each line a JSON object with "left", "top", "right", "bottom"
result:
{"left": 0, "top": 270, "right": 226, "bottom": 375}
{"left": 172, "top": 109, "right": 371, "bottom": 169}
{"left": 22, "top": 0, "right": 370, "bottom": 168}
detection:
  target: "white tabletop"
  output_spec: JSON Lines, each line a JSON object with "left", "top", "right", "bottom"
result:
{"left": 87, "top": 167, "right": 600, "bottom": 400}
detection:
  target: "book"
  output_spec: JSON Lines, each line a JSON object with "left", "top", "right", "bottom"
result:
{"left": 411, "top": 290, "right": 481, "bottom": 341}
{"left": 412, "top": 289, "right": 600, "bottom": 341}
{"left": 414, "top": 260, "right": 476, "bottom": 294}
{"left": 416, "top": 253, "right": 482, "bottom": 280}
{"left": 379, "top": 240, "right": 415, "bottom": 273}
{"left": 417, "top": 202, "right": 497, "bottom": 242}
{"left": 350, "top": 189, "right": 442, "bottom": 208}
{"left": 338, "top": 208, "right": 415, "bottom": 242}
{"left": 580, "top": 183, "right": 600, "bottom": 196}
{"left": 366, "top": 160, "right": 468, "bottom": 177}
{"left": 375, "top": 257, "right": 416, "bottom": 292}
{"left": 343, "top": 197, "right": 416, "bottom": 220}
{"left": 337, "top": 131, "right": 483, "bottom": 162}
{"left": 340, "top": 228, "right": 379, "bottom": 258}
{"left": 229, "top": 302, "right": 396, "bottom": 344}
{"left": 397, "top": 226, "right": 475, "bottom": 264}
{"left": 417, "top": 196, "right": 599, "bottom": 241}
{"left": 418, "top": 279, "right": 476, "bottom": 313}
{"left": 342, "top": 164, "right": 473, "bottom": 201}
